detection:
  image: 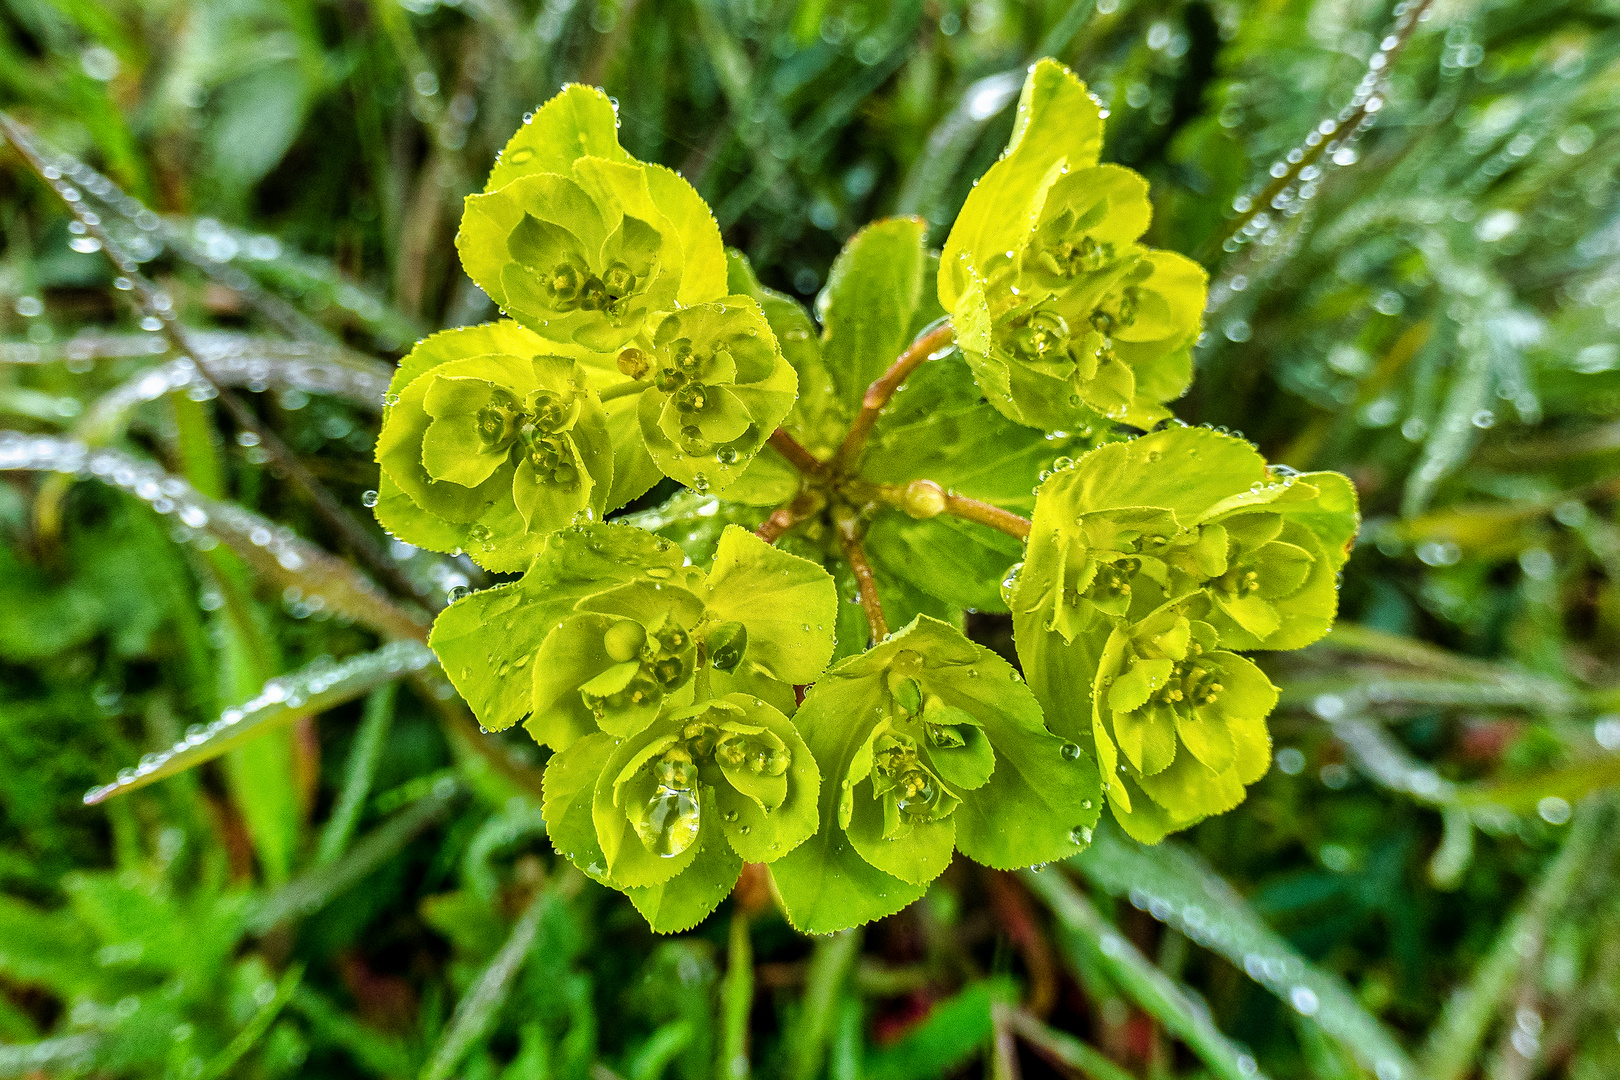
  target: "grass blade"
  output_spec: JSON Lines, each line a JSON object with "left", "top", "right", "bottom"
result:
{"left": 1022, "top": 868, "right": 1268, "bottom": 1080}
{"left": 0, "top": 434, "right": 430, "bottom": 641}
{"left": 420, "top": 885, "right": 550, "bottom": 1080}
{"left": 84, "top": 642, "right": 433, "bottom": 805}
{"left": 789, "top": 929, "right": 860, "bottom": 1080}
{"left": 315, "top": 682, "right": 398, "bottom": 865}
{"left": 1004, "top": 1009, "right": 1136, "bottom": 1080}
{"left": 719, "top": 909, "right": 753, "bottom": 1080}
{"left": 247, "top": 780, "right": 462, "bottom": 935}
{"left": 1418, "top": 800, "right": 1611, "bottom": 1080}
{"left": 199, "top": 964, "right": 305, "bottom": 1080}
{"left": 1072, "top": 822, "right": 1416, "bottom": 1080}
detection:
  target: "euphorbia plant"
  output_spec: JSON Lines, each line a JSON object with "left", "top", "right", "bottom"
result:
{"left": 374, "top": 59, "right": 1359, "bottom": 933}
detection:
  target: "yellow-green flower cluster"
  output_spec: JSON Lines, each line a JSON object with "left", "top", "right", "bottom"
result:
{"left": 1010, "top": 427, "right": 1358, "bottom": 842}
{"left": 429, "top": 521, "right": 837, "bottom": 931}
{"left": 940, "top": 60, "right": 1206, "bottom": 433}
{"left": 374, "top": 86, "right": 795, "bottom": 570}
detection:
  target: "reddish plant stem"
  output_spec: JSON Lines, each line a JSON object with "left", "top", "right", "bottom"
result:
{"left": 755, "top": 489, "right": 826, "bottom": 545}
{"left": 834, "top": 323, "right": 956, "bottom": 469}
{"left": 768, "top": 428, "right": 826, "bottom": 475}
{"left": 755, "top": 504, "right": 799, "bottom": 544}
{"left": 945, "top": 492, "right": 1032, "bottom": 541}
{"left": 865, "top": 481, "right": 1033, "bottom": 541}
{"left": 834, "top": 506, "right": 887, "bottom": 642}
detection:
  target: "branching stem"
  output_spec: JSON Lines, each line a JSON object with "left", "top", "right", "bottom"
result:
{"left": 768, "top": 428, "right": 827, "bottom": 475}
{"left": 865, "top": 481, "right": 1032, "bottom": 541}
{"left": 834, "top": 323, "right": 956, "bottom": 469}
{"left": 834, "top": 505, "right": 887, "bottom": 643}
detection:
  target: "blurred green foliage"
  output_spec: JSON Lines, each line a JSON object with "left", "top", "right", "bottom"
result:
{"left": 2, "top": 0, "right": 1620, "bottom": 1077}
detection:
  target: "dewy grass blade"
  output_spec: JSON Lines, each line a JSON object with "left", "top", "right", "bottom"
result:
{"left": 0, "top": 1035, "right": 101, "bottom": 1076}
{"left": 1419, "top": 800, "right": 1611, "bottom": 1080}
{"left": 1070, "top": 822, "right": 1417, "bottom": 1080}
{"left": 0, "top": 434, "right": 430, "bottom": 642}
{"left": 85, "top": 642, "right": 433, "bottom": 805}
{"left": 1023, "top": 867, "right": 1270, "bottom": 1080}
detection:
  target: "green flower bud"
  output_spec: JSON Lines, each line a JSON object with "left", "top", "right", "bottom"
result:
{"left": 635, "top": 298, "right": 797, "bottom": 493}
{"left": 617, "top": 346, "right": 651, "bottom": 379}
{"left": 375, "top": 330, "right": 615, "bottom": 572}
{"left": 705, "top": 621, "right": 748, "bottom": 673}
{"left": 589, "top": 695, "right": 820, "bottom": 891}
{"left": 1092, "top": 604, "right": 1276, "bottom": 842}
{"left": 902, "top": 479, "right": 948, "bottom": 519}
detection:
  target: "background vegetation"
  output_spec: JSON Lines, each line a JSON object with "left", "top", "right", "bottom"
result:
{"left": 2, "top": 0, "right": 1619, "bottom": 1077}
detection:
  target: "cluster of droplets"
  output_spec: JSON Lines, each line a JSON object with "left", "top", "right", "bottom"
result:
{"left": 1208, "top": 0, "right": 1434, "bottom": 319}
{"left": 643, "top": 743, "right": 703, "bottom": 858}
{"left": 0, "top": 434, "right": 409, "bottom": 631}
{"left": 633, "top": 714, "right": 790, "bottom": 858}
{"left": 83, "top": 640, "right": 435, "bottom": 805}
{"left": 81, "top": 344, "right": 390, "bottom": 442}
{"left": 12, "top": 117, "right": 397, "bottom": 341}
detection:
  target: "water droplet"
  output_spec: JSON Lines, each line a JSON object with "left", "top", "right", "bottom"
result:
{"left": 361, "top": 489, "right": 379, "bottom": 508}
{"left": 645, "top": 788, "right": 701, "bottom": 857}
{"left": 1060, "top": 742, "right": 1082, "bottom": 761}
{"left": 1070, "top": 825, "right": 1093, "bottom": 845}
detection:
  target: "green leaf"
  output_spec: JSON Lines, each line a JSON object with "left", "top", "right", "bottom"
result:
{"left": 939, "top": 59, "right": 1105, "bottom": 311}
{"left": 819, "top": 217, "right": 930, "bottom": 413}
{"left": 484, "top": 85, "right": 630, "bottom": 192}
{"left": 863, "top": 510, "right": 1022, "bottom": 612}
{"left": 1074, "top": 821, "right": 1418, "bottom": 1080}
{"left": 542, "top": 732, "right": 616, "bottom": 884}
{"left": 703, "top": 525, "right": 838, "bottom": 684}
{"left": 864, "top": 978, "right": 1018, "bottom": 1080}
